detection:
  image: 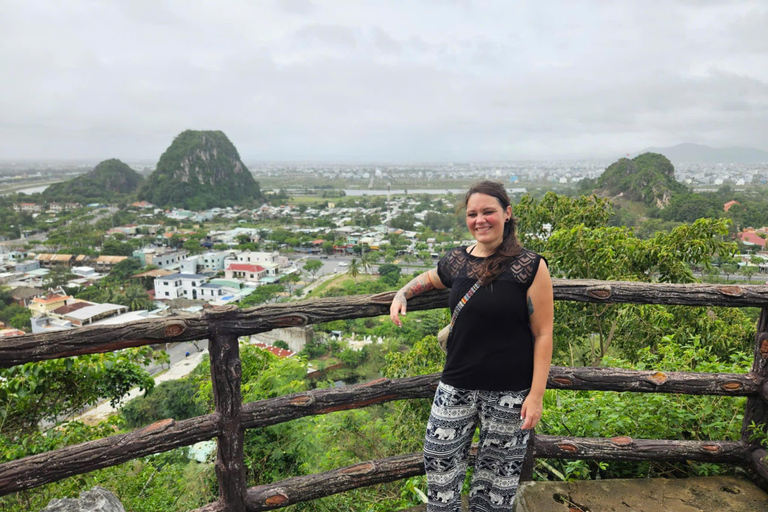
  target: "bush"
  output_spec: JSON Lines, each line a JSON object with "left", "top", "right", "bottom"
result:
{"left": 121, "top": 378, "right": 206, "bottom": 428}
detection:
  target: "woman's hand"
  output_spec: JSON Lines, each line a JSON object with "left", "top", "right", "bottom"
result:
{"left": 389, "top": 269, "right": 444, "bottom": 327}
{"left": 520, "top": 394, "right": 543, "bottom": 430}
{"left": 390, "top": 291, "right": 407, "bottom": 327}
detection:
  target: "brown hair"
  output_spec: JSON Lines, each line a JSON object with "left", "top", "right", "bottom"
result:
{"left": 462, "top": 180, "right": 522, "bottom": 283}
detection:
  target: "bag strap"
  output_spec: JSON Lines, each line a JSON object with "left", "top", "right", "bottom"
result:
{"left": 448, "top": 280, "right": 482, "bottom": 335}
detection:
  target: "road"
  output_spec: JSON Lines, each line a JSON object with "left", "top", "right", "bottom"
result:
{"left": 292, "top": 253, "right": 431, "bottom": 282}
{"left": 146, "top": 339, "right": 209, "bottom": 375}
{"left": 76, "top": 344, "right": 209, "bottom": 425}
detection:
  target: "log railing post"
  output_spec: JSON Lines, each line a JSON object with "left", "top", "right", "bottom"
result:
{"left": 209, "top": 322, "right": 247, "bottom": 511}
{"left": 520, "top": 433, "right": 536, "bottom": 482}
{"left": 741, "top": 307, "right": 768, "bottom": 490}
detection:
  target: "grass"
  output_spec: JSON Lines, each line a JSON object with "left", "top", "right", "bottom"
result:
{"left": 304, "top": 273, "right": 377, "bottom": 299}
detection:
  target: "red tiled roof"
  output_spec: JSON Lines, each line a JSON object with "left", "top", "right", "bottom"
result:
{"left": 0, "top": 328, "right": 25, "bottom": 337}
{"left": 739, "top": 232, "right": 767, "bottom": 247}
{"left": 226, "top": 263, "right": 265, "bottom": 273}
{"left": 252, "top": 342, "right": 295, "bottom": 358}
{"left": 724, "top": 200, "right": 740, "bottom": 212}
{"left": 52, "top": 301, "right": 92, "bottom": 315}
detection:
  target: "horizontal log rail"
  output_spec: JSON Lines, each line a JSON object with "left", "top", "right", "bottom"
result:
{"left": 535, "top": 435, "right": 748, "bottom": 463}
{"left": 0, "top": 415, "right": 219, "bottom": 496}
{"left": 547, "top": 366, "right": 760, "bottom": 396}
{"left": 189, "top": 435, "right": 750, "bottom": 512}
{"left": 0, "top": 365, "right": 759, "bottom": 496}
{"left": 2, "top": 281, "right": 767, "bottom": 368}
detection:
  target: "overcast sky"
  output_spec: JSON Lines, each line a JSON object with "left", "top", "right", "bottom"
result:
{"left": 1, "top": 0, "right": 767, "bottom": 162}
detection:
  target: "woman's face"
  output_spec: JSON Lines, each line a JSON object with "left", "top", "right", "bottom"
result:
{"left": 465, "top": 192, "right": 511, "bottom": 247}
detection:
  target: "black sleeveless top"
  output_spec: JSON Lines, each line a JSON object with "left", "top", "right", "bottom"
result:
{"left": 436, "top": 246, "right": 546, "bottom": 391}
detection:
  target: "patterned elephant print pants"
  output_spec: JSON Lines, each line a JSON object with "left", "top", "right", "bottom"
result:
{"left": 423, "top": 382, "right": 531, "bottom": 511}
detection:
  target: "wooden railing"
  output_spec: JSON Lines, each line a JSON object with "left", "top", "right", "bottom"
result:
{"left": 1, "top": 280, "right": 767, "bottom": 511}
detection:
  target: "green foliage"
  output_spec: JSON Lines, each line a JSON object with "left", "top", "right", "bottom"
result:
{"left": 515, "top": 192, "right": 613, "bottom": 252}
{"left": 75, "top": 282, "right": 154, "bottom": 311}
{"left": 101, "top": 238, "right": 134, "bottom": 256}
{"left": 515, "top": 197, "right": 743, "bottom": 366}
{"left": 303, "top": 259, "right": 323, "bottom": 280}
{"left": 597, "top": 153, "right": 688, "bottom": 207}
{"left": 121, "top": 378, "right": 207, "bottom": 428}
{"left": 658, "top": 192, "right": 722, "bottom": 223}
{"left": 272, "top": 340, "right": 290, "bottom": 350}
{"left": 238, "top": 284, "right": 285, "bottom": 308}
{"left": 108, "top": 258, "right": 143, "bottom": 281}
{"left": 390, "top": 212, "right": 416, "bottom": 230}
{"left": 378, "top": 263, "right": 402, "bottom": 287}
{"left": 138, "top": 130, "right": 263, "bottom": 209}
{"left": 0, "top": 448, "right": 216, "bottom": 512}
{"left": 0, "top": 347, "right": 159, "bottom": 451}
{"left": 42, "top": 159, "right": 144, "bottom": 204}
{"left": 540, "top": 335, "right": 750, "bottom": 479}
{"left": 0, "top": 301, "right": 32, "bottom": 331}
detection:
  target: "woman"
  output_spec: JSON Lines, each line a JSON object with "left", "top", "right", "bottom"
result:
{"left": 390, "top": 181, "right": 553, "bottom": 511}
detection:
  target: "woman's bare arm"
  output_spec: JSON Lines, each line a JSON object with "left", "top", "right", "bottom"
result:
{"left": 389, "top": 268, "right": 445, "bottom": 327}
{"left": 521, "top": 260, "right": 554, "bottom": 430}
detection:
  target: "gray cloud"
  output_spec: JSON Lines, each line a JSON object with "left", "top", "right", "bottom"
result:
{"left": 0, "top": 0, "right": 766, "bottom": 162}
{"left": 277, "top": 0, "right": 317, "bottom": 16}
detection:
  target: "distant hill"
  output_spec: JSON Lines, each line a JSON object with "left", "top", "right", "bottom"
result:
{"left": 636, "top": 143, "right": 768, "bottom": 163}
{"left": 596, "top": 153, "right": 688, "bottom": 208}
{"left": 138, "top": 130, "right": 262, "bottom": 209}
{"left": 42, "top": 158, "right": 143, "bottom": 203}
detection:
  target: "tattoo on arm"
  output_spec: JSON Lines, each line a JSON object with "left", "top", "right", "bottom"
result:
{"left": 399, "top": 272, "right": 436, "bottom": 300}
{"left": 527, "top": 296, "right": 534, "bottom": 316}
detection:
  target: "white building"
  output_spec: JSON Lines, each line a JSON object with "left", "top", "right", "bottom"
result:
{"left": 224, "top": 263, "right": 267, "bottom": 282}
{"left": 233, "top": 250, "right": 289, "bottom": 269}
{"left": 199, "top": 251, "right": 233, "bottom": 272}
{"left": 180, "top": 256, "right": 198, "bottom": 274}
{"left": 71, "top": 266, "right": 96, "bottom": 278}
{"left": 154, "top": 273, "right": 209, "bottom": 300}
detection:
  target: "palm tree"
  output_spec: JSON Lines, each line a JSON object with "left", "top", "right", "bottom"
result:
{"left": 124, "top": 285, "right": 153, "bottom": 311}
{"left": 347, "top": 258, "right": 361, "bottom": 293}
{"left": 359, "top": 247, "right": 372, "bottom": 275}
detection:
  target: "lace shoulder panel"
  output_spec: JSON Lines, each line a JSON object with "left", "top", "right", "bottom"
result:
{"left": 436, "top": 246, "right": 474, "bottom": 286}
{"left": 507, "top": 248, "right": 541, "bottom": 286}
{"left": 438, "top": 246, "right": 542, "bottom": 286}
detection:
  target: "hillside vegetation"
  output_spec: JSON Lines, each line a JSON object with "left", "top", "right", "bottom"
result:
{"left": 42, "top": 159, "right": 143, "bottom": 203}
{"left": 138, "top": 130, "right": 263, "bottom": 209}
{"left": 596, "top": 152, "right": 688, "bottom": 208}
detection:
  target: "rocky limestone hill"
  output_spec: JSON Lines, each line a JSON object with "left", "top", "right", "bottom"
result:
{"left": 42, "top": 159, "right": 143, "bottom": 203}
{"left": 138, "top": 130, "right": 262, "bottom": 209}
{"left": 596, "top": 152, "right": 688, "bottom": 208}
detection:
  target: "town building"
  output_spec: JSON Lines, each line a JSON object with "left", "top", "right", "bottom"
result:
{"left": 154, "top": 273, "right": 209, "bottom": 300}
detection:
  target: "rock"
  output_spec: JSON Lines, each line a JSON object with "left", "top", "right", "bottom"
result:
{"left": 42, "top": 486, "right": 125, "bottom": 512}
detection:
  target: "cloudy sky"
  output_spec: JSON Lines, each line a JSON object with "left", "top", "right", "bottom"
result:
{"left": 1, "top": 0, "right": 767, "bottom": 162}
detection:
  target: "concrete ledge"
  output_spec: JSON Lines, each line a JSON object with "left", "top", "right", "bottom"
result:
{"left": 398, "top": 476, "right": 767, "bottom": 511}
{"left": 513, "top": 475, "right": 768, "bottom": 512}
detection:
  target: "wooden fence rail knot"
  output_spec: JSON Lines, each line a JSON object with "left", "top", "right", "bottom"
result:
{"left": 264, "top": 492, "right": 289, "bottom": 506}
{"left": 585, "top": 285, "right": 612, "bottom": 300}
{"left": 340, "top": 462, "right": 377, "bottom": 475}
{"left": 163, "top": 324, "right": 186, "bottom": 338}
{"left": 718, "top": 286, "right": 744, "bottom": 297}
{"left": 289, "top": 395, "right": 315, "bottom": 407}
